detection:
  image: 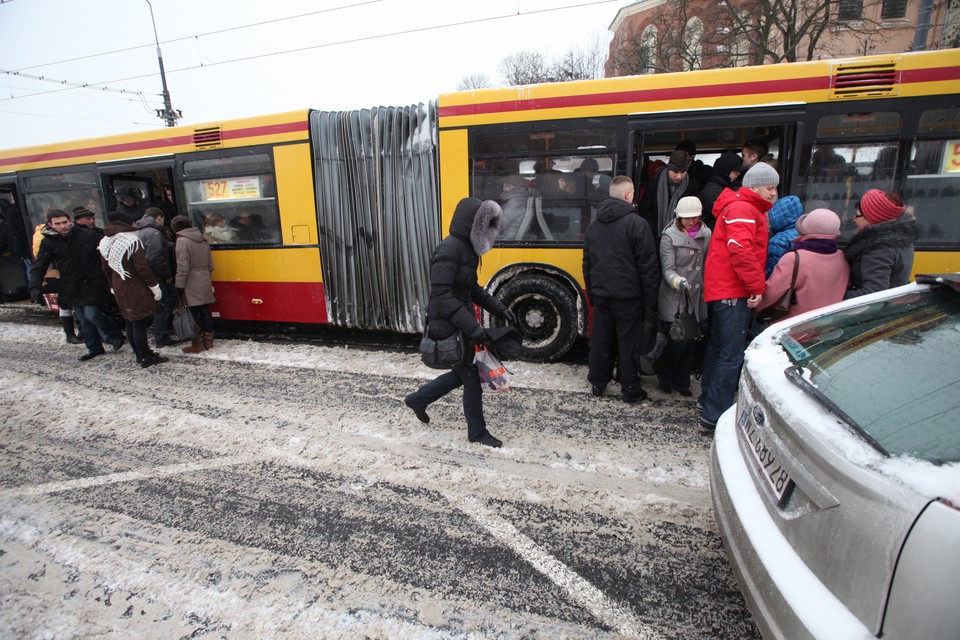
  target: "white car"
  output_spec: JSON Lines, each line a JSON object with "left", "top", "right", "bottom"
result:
{"left": 710, "top": 274, "right": 960, "bottom": 639}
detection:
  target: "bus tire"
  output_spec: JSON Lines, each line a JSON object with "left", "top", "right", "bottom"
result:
{"left": 496, "top": 275, "right": 578, "bottom": 363}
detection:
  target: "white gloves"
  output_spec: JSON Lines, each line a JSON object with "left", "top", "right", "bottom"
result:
{"left": 150, "top": 285, "right": 162, "bottom": 301}
{"left": 672, "top": 276, "right": 689, "bottom": 290}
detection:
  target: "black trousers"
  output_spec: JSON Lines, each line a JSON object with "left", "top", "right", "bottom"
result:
{"left": 587, "top": 295, "right": 644, "bottom": 397}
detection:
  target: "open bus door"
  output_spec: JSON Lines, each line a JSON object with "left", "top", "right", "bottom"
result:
{"left": 628, "top": 105, "right": 807, "bottom": 219}
{"left": 0, "top": 178, "right": 30, "bottom": 301}
{"left": 97, "top": 159, "right": 177, "bottom": 224}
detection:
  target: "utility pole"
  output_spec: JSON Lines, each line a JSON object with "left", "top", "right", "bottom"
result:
{"left": 145, "top": 0, "right": 181, "bottom": 127}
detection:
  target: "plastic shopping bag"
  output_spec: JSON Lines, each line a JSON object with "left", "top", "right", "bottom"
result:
{"left": 474, "top": 347, "right": 512, "bottom": 392}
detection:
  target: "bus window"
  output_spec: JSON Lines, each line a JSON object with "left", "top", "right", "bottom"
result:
{"left": 181, "top": 153, "right": 281, "bottom": 245}
{"left": 904, "top": 133, "right": 960, "bottom": 249}
{"left": 476, "top": 154, "right": 612, "bottom": 243}
{"left": 22, "top": 170, "right": 102, "bottom": 232}
{"left": 472, "top": 126, "right": 616, "bottom": 244}
{"left": 802, "top": 112, "right": 902, "bottom": 235}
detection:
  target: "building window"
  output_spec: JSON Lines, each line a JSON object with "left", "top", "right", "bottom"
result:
{"left": 838, "top": 0, "right": 863, "bottom": 20}
{"left": 881, "top": 0, "right": 907, "bottom": 19}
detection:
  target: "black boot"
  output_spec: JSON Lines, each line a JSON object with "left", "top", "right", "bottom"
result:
{"left": 61, "top": 315, "right": 82, "bottom": 344}
{"left": 140, "top": 351, "right": 169, "bottom": 368}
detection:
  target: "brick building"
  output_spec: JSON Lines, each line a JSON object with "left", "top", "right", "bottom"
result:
{"left": 606, "top": 0, "right": 959, "bottom": 76}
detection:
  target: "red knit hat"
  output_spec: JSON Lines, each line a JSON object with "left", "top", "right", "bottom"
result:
{"left": 859, "top": 189, "right": 904, "bottom": 223}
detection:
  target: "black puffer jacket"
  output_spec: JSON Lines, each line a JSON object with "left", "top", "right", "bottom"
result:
{"left": 582, "top": 196, "right": 659, "bottom": 308}
{"left": 427, "top": 198, "right": 506, "bottom": 342}
{"left": 844, "top": 216, "right": 918, "bottom": 299}
{"left": 29, "top": 226, "right": 112, "bottom": 307}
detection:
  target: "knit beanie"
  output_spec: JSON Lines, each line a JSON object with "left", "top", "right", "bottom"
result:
{"left": 742, "top": 163, "right": 780, "bottom": 188}
{"left": 675, "top": 196, "right": 702, "bottom": 218}
{"left": 796, "top": 208, "right": 841, "bottom": 238}
{"left": 859, "top": 189, "right": 905, "bottom": 223}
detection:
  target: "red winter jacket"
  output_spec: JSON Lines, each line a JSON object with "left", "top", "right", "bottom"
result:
{"left": 704, "top": 188, "right": 772, "bottom": 302}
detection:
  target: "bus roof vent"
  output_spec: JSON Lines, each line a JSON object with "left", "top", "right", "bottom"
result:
{"left": 193, "top": 125, "right": 222, "bottom": 149}
{"left": 830, "top": 60, "right": 900, "bottom": 99}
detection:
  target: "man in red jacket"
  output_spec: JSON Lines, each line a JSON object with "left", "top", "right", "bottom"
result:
{"left": 698, "top": 162, "right": 779, "bottom": 430}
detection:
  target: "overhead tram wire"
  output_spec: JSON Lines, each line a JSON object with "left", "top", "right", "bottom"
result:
{"left": 9, "top": 0, "right": 621, "bottom": 78}
{"left": 11, "top": 0, "right": 385, "bottom": 73}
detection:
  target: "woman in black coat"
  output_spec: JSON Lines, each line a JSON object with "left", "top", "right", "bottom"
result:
{"left": 404, "top": 198, "right": 515, "bottom": 448}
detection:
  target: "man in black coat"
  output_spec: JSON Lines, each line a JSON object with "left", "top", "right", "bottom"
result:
{"left": 583, "top": 176, "right": 660, "bottom": 402}
{"left": 404, "top": 198, "right": 516, "bottom": 448}
{"left": 29, "top": 209, "right": 124, "bottom": 361}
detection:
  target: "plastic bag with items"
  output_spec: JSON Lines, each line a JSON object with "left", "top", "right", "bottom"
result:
{"left": 475, "top": 346, "right": 512, "bottom": 392}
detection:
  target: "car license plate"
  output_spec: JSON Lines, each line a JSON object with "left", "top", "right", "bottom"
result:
{"left": 738, "top": 409, "right": 795, "bottom": 507}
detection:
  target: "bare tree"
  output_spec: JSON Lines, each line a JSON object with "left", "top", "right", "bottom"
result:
{"left": 550, "top": 34, "right": 609, "bottom": 81}
{"left": 607, "top": 0, "right": 947, "bottom": 75}
{"left": 456, "top": 72, "right": 492, "bottom": 91}
{"left": 497, "top": 51, "right": 552, "bottom": 85}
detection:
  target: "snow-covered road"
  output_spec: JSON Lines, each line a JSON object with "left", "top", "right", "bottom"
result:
{"left": 0, "top": 308, "right": 759, "bottom": 639}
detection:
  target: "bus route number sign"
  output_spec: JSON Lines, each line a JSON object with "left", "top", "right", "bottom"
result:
{"left": 202, "top": 177, "right": 261, "bottom": 200}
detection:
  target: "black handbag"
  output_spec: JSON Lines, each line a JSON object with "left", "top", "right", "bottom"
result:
{"left": 172, "top": 294, "right": 199, "bottom": 341}
{"left": 419, "top": 321, "right": 465, "bottom": 369}
{"left": 758, "top": 252, "right": 800, "bottom": 325}
{"left": 669, "top": 289, "right": 702, "bottom": 342}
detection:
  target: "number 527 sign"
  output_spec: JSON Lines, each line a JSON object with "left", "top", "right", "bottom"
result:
{"left": 945, "top": 141, "right": 960, "bottom": 173}
{"left": 201, "top": 176, "right": 261, "bottom": 200}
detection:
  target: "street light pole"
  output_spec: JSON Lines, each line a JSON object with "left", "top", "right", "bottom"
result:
{"left": 145, "top": 0, "right": 181, "bottom": 127}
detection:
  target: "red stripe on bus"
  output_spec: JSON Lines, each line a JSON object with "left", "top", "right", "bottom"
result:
{"left": 211, "top": 280, "right": 327, "bottom": 324}
{"left": 1, "top": 120, "right": 308, "bottom": 167}
{"left": 438, "top": 65, "right": 959, "bottom": 118}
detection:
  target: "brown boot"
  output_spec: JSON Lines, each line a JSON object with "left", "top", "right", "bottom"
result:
{"left": 201, "top": 331, "right": 214, "bottom": 350}
{"left": 181, "top": 337, "right": 204, "bottom": 353}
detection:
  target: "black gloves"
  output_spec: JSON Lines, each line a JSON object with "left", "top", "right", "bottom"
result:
{"left": 500, "top": 307, "right": 518, "bottom": 326}
{"left": 176, "top": 288, "right": 185, "bottom": 298}
{"left": 30, "top": 288, "right": 44, "bottom": 305}
{"left": 470, "top": 327, "right": 490, "bottom": 346}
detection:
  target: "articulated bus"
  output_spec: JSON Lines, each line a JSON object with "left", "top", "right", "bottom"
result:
{"left": 1, "top": 49, "right": 957, "bottom": 361}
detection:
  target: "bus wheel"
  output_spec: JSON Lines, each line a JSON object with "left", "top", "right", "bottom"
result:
{"left": 497, "top": 275, "right": 577, "bottom": 362}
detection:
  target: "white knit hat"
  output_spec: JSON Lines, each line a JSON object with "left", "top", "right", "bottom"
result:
{"left": 675, "top": 196, "right": 703, "bottom": 218}
{"left": 742, "top": 163, "right": 780, "bottom": 188}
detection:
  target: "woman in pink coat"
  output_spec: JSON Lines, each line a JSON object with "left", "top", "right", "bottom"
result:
{"left": 756, "top": 208, "right": 850, "bottom": 323}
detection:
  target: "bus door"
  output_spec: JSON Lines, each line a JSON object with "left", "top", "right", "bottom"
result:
{"left": 627, "top": 106, "right": 806, "bottom": 220}
{"left": 97, "top": 158, "right": 177, "bottom": 223}
{"left": 0, "top": 176, "right": 29, "bottom": 301}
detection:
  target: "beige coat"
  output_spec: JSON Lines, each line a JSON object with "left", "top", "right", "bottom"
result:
{"left": 174, "top": 227, "right": 215, "bottom": 306}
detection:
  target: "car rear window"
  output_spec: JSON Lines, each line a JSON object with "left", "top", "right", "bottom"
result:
{"left": 779, "top": 287, "right": 960, "bottom": 464}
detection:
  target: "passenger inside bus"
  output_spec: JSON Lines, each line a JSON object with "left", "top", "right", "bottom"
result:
{"left": 203, "top": 213, "right": 237, "bottom": 244}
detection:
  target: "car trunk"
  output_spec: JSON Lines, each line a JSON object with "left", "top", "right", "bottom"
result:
{"left": 733, "top": 357, "right": 929, "bottom": 635}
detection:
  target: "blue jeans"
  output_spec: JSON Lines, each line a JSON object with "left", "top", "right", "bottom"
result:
{"left": 75, "top": 304, "right": 121, "bottom": 354}
{"left": 698, "top": 299, "right": 752, "bottom": 423}
{"left": 406, "top": 363, "right": 488, "bottom": 441}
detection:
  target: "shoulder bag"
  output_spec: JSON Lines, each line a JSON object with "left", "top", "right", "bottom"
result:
{"left": 668, "top": 288, "right": 702, "bottom": 342}
{"left": 419, "top": 320, "right": 465, "bottom": 369}
{"left": 172, "top": 294, "right": 199, "bottom": 341}
{"left": 758, "top": 252, "right": 800, "bottom": 325}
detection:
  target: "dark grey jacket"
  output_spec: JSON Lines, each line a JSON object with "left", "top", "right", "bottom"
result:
{"left": 136, "top": 216, "right": 173, "bottom": 280}
{"left": 844, "top": 216, "right": 917, "bottom": 299}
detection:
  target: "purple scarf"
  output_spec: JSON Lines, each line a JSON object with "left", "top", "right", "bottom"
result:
{"left": 791, "top": 237, "right": 838, "bottom": 254}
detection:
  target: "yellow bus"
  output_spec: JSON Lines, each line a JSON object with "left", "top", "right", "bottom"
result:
{"left": 1, "top": 49, "right": 957, "bottom": 361}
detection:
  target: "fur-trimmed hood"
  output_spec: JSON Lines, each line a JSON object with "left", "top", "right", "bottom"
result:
{"left": 844, "top": 215, "right": 918, "bottom": 262}
{"left": 449, "top": 197, "right": 502, "bottom": 256}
